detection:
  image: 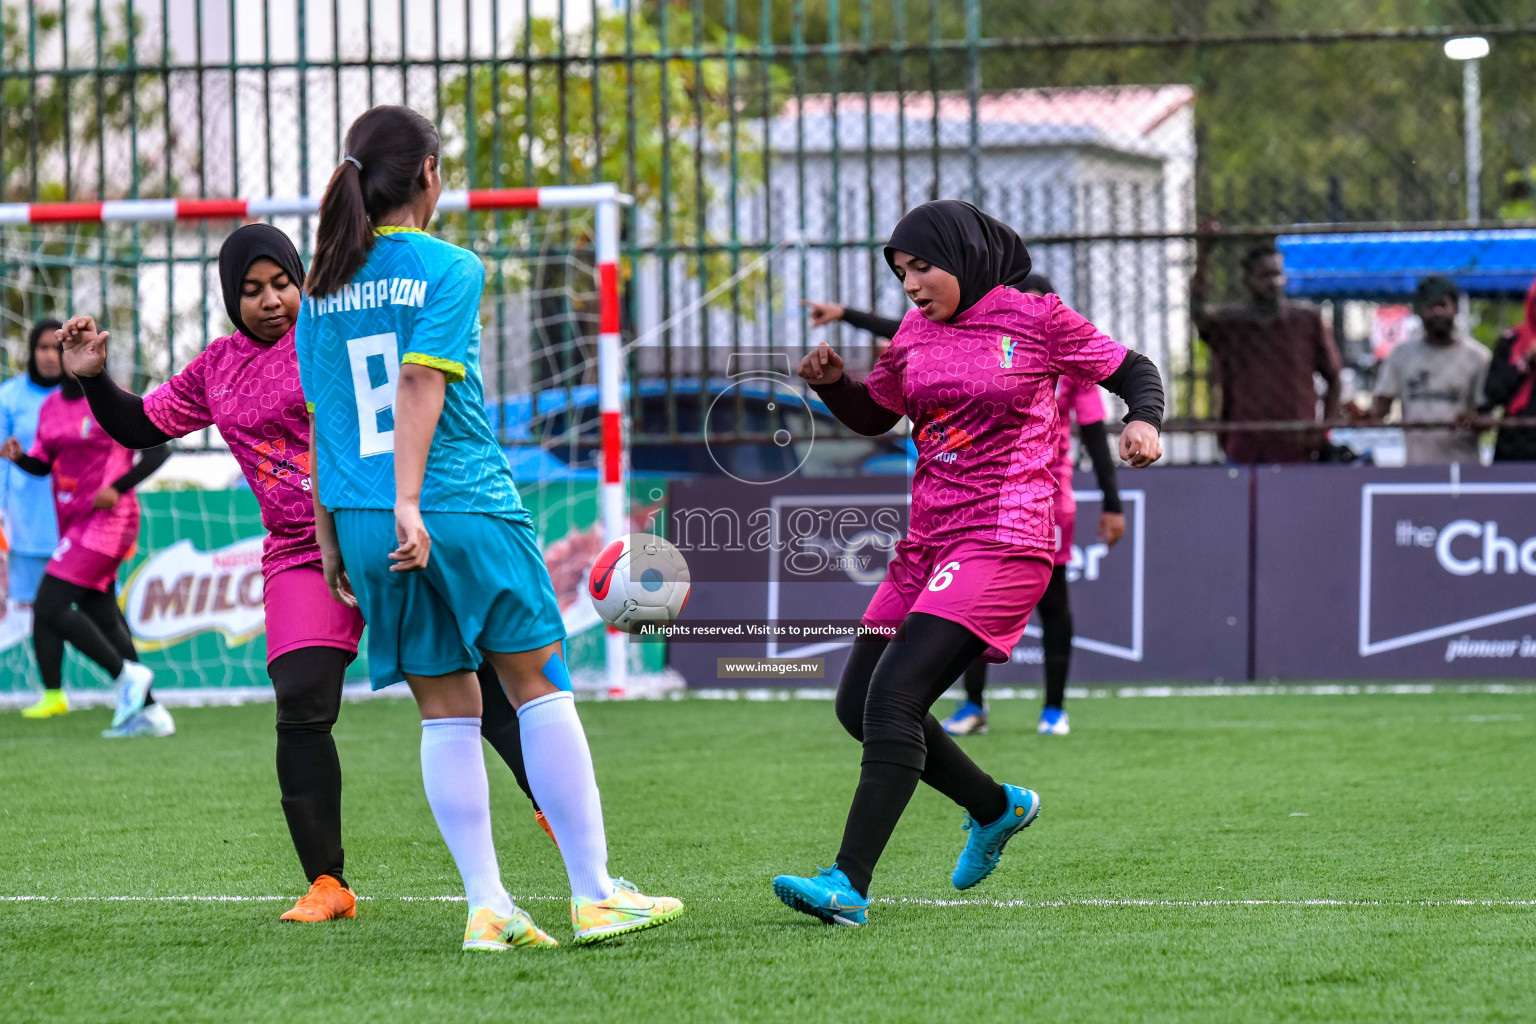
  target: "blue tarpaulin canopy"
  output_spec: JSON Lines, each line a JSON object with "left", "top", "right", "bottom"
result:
{"left": 1278, "top": 230, "right": 1536, "bottom": 298}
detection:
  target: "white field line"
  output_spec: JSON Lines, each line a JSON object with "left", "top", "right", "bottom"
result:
{"left": 3, "top": 895, "right": 1534, "bottom": 909}
{"left": 686, "top": 683, "right": 1536, "bottom": 702}
{"left": 6, "top": 681, "right": 1536, "bottom": 711}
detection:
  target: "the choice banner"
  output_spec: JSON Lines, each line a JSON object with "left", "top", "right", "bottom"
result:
{"left": 0, "top": 479, "right": 667, "bottom": 695}
{"left": 1254, "top": 463, "right": 1536, "bottom": 679}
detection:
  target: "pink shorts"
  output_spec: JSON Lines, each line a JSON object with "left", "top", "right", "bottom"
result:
{"left": 1053, "top": 511, "right": 1076, "bottom": 567}
{"left": 47, "top": 538, "right": 125, "bottom": 593}
{"left": 861, "top": 536, "right": 1054, "bottom": 663}
{"left": 264, "top": 565, "right": 365, "bottom": 665}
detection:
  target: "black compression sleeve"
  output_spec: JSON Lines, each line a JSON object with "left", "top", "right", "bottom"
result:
{"left": 1077, "top": 420, "right": 1122, "bottom": 513}
{"left": 110, "top": 443, "right": 170, "bottom": 493}
{"left": 1098, "top": 351, "right": 1165, "bottom": 432}
{"left": 809, "top": 375, "right": 903, "bottom": 436}
{"left": 839, "top": 307, "right": 905, "bottom": 340}
{"left": 11, "top": 453, "right": 49, "bottom": 476}
{"left": 78, "top": 372, "right": 177, "bottom": 448}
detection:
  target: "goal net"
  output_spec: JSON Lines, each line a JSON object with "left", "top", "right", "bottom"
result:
{"left": 0, "top": 188, "right": 677, "bottom": 705}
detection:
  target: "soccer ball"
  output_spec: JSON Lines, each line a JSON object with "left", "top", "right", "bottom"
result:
{"left": 588, "top": 533, "right": 691, "bottom": 634}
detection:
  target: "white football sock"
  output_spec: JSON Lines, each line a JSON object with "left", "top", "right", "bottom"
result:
{"left": 419, "top": 717, "right": 513, "bottom": 916}
{"left": 518, "top": 691, "right": 615, "bottom": 902}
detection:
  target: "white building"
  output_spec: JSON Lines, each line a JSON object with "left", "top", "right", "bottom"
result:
{"left": 636, "top": 85, "right": 1196, "bottom": 397}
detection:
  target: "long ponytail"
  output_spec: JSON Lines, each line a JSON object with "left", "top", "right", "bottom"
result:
{"left": 307, "top": 105, "right": 442, "bottom": 298}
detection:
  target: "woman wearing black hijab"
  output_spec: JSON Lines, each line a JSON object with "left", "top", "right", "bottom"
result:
{"left": 804, "top": 270, "right": 1128, "bottom": 740}
{"left": 55, "top": 223, "right": 549, "bottom": 920}
{"left": 0, "top": 320, "right": 65, "bottom": 617}
{"left": 775, "top": 200, "right": 1166, "bottom": 925}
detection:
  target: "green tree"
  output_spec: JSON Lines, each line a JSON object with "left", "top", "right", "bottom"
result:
{"left": 440, "top": 7, "right": 787, "bottom": 386}
{"left": 442, "top": 7, "right": 784, "bottom": 242}
{"left": 1, "top": 1, "right": 147, "bottom": 201}
{"left": 0, "top": 1, "right": 164, "bottom": 379}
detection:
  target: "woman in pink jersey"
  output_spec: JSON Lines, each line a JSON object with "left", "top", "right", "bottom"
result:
{"left": 59, "top": 227, "right": 364, "bottom": 919}
{"left": 58, "top": 223, "right": 552, "bottom": 922}
{"left": 1, "top": 363, "right": 169, "bottom": 736}
{"left": 806, "top": 272, "right": 1128, "bottom": 738}
{"left": 774, "top": 200, "right": 1164, "bottom": 925}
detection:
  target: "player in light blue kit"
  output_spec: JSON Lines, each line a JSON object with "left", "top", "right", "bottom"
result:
{"left": 297, "top": 105, "right": 681, "bottom": 952}
{"left": 0, "top": 321, "right": 63, "bottom": 610}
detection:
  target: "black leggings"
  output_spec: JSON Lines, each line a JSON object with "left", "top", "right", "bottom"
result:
{"left": 833, "top": 613, "right": 1009, "bottom": 896}
{"left": 478, "top": 662, "right": 539, "bottom": 812}
{"left": 272, "top": 651, "right": 539, "bottom": 888}
{"left": 962, "top": 564, "right": 1072, "bottom": 709}
{"left": 272, "top": 646, "right": 351, "bottom": 886}
{"left": 32, "top": 574, "right": 138, "bottom": 690}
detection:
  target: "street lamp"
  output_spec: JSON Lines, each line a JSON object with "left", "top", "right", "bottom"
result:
{"left": 1445, "top": 36, "right": 1489, "bottom": 225}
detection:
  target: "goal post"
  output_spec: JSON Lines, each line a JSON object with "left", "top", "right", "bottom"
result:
{"left": 0, "top": 185, "right": 635, "bottom": 699}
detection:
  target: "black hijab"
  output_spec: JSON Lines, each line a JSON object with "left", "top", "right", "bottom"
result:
{"left": 218, "top": 224, "right": 306, "bottom": 341}
{"left": 27, "top": 318, "right": 63, "bottom": 389}
{"left": 883, "top": 200, "right": 1033, "bottom": 319}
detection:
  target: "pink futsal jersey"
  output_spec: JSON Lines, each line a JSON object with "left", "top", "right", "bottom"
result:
{"left": 862, "top": 286, "right": 1126, "bottom": 553}
{"left": 29, "top": 391, "right": 139, "bottom": 559}
{"left": 1050, "top": 376, "right": 1109, "bottom": 520}
{"left": 143, "top": 328, "right": 318, "bottom": 580}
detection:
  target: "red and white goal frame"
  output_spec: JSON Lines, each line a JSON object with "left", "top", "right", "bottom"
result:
{"left": 3, "top": 185, "right": 632, "bottom": 696}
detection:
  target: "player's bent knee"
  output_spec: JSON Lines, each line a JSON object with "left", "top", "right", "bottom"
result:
{"left": 834, "top": 693, "right": 865, "bottom": 741}
{"left": 480, "top": 642, "right": 569, "bottom": 708}
{"left": 861, "top": 687, "right": 930, "bottom": 757}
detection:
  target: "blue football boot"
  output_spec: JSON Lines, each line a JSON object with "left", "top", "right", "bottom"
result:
{"left": 772, "top": 865, "right": 868, "bottom": 926}
{"left": 951, "top": 784, "right": 1040, "bottom": 890}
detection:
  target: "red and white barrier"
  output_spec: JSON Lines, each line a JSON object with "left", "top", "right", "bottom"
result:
{"left": 0, "top": 184, "right": 626, "bottom": 225}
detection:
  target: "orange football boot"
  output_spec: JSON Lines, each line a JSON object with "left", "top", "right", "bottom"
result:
{"left": 280, "top": 875, "right": 357, "bottom": 922}
{"left": 535, "top": 810, "right": 559, "bottom": 848}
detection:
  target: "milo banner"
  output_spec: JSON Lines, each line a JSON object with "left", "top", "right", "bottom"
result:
{"left": 0, "top": 479, "right": 667, "bottom": 695}
{"left": 1254, "top": 463, "right": 1536, "bottom": 680}
{"left": 665, "top": 468, "right": 1250, "bottom": 686}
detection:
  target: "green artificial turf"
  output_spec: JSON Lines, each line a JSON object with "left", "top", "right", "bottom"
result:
{"left": 2, "top": 691, "right": 1534, "bottom": 1023}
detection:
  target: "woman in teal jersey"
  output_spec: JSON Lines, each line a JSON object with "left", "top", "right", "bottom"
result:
{"left": 297, "top": 105, "right": 680, "bottom": 952}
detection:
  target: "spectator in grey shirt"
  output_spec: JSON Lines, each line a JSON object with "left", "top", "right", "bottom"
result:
{"left": 1368, "top": 276, "right": 1490, "bottom": 465}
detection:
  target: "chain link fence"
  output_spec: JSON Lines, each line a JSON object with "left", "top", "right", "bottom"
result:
{"left": 3, "top": 0, "right": 1536, "bottom": 467}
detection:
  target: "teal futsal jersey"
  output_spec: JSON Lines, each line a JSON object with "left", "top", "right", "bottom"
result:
{"left": 295, "top": 227, "right": 529, "bottom": 522}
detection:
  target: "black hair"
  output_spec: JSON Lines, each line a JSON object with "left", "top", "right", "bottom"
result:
{"left": 27, "top": 318, "right": 63, "bottom": 388}
{"left": 1414, "top": 274, "right": 1461, "bottom": 309}
{"left": 1241, "top": 243, "right": 1280, "bottom": 272}
{"left": 1021, "top": 272, "right": 1055, "bottom": 296}
{"left": 307, "top": 105, "right": 441, "bottom": 298}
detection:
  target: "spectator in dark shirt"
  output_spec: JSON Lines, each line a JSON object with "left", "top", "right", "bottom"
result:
{"left": 1482, "top": 277, "right": 1536, "bottom": 461}
{"left": 1191, "top": 234, "right": 1342, "bottom": 463}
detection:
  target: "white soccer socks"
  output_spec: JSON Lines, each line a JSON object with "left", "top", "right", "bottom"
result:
{"left": 419, "top": 717, "right": 514, "bottom": 916}
{"left": 516, "top": 691, "right": 616, "bottom": 903}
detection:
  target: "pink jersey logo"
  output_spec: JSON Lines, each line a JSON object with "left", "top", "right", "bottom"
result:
{"left": 997, "top": 335, "right": 1016, "bottom": 369}
{"left": 78, "top": 416, "right": 92, "bottom": 438}
{"left": 252, "top": 438, "right": 311, "bottom": 492}
{"left": 917, "top": 407, "right": 976, "bottom": 462}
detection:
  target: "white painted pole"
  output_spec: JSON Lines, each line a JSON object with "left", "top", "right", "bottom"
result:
{"left": 1464, "top": 57, "right": 1482, "bottom": 225}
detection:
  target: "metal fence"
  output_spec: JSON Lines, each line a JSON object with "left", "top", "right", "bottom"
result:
{"left": 3, "top": 0, "right": 1535, "bottom": 466}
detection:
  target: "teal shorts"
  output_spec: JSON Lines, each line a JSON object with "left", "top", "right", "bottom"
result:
{"left": 334, "top": 509, "right": 567, "bottom": 690}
